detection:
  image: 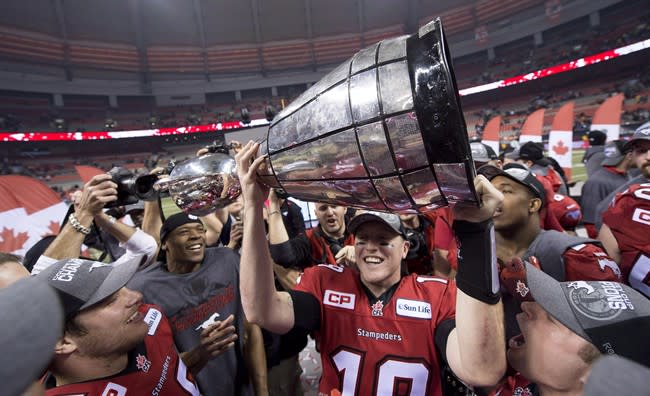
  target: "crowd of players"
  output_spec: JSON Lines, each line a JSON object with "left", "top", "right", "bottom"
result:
{"left": 1, "top": 121, "right": 649, "bottom": 396}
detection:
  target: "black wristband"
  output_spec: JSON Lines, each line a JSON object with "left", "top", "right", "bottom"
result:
{"left": 453, "top": 219, "right": 501, "bottom": 305}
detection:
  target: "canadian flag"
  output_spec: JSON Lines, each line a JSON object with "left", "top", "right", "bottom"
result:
{"left": 0, "top": 176, "right": 69, "bottom": 255}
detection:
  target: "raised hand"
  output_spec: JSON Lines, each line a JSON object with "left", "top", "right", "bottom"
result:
{"left": 453, "top": 175, "right": 504, "bottom": 223}
{"left": 75, "top": 174, "right": 118, "bottom": 217}
{"left": 235, "top": 141, "right": 269, "bottom": 208}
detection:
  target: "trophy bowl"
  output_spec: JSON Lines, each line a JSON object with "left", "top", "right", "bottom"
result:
{"left": 155, "top": 153, "right": 240, "bottom": 216}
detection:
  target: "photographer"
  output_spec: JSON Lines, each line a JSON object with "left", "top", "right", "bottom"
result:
{"left": 31, "top": 173, "right": 157, "bottom": 275}
{"left": 399, "top": 214, "right": 435, "bottom": 275}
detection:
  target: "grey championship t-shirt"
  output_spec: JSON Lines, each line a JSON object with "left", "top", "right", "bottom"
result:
{"left": 580, "top": 168, "right": 628, "bottom": 224}
{"left": 128, "top": 247, "right": 252, "bottom": 396}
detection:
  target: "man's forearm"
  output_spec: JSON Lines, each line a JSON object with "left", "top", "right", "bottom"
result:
{"left": 142, "top": 200, "right": 163, "bottom": 246}
{"left": 450, "top": 291, "right": 505, "bottom": 386}
{"left": 448, "top": 219, "right": 505, "bottom": 386}
{"left": 241, "top": 204, "right": 295, "bottom": 333}
{"left": 43, "top": 211, "right": 92, "bottom": 260}
{"left": 94, "top": 212, "right": 135, "bottom": 243}
{"left": 179, "top": 348, "right": 209, "bottom": 376}
{"left": 269, "top": 238, "right": 311, "bottom": 268}
{"left": 244, "top": 323, "right": 268, "bottom": 396}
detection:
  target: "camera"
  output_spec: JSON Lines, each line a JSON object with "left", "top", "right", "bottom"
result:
{"left": 106, "top": 167, "right": 161, "bottom": 208}
{"left": 405, "top": 228, "right": 429, "bottom": 260}
{"left": 273, "top": 188, "right": 290, "bottom": 199}
{"left": 205, "top": 140, "right": 235, "bottom": 155}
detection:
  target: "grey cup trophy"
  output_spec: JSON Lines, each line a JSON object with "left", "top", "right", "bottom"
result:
{"left": 159, "top": 18, "right": 478, "bottom": 216}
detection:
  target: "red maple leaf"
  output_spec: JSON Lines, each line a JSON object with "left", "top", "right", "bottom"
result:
{"left": 552, "top": 140, "right": 569, "bottom": 155}
{"left": 0, "top": 227, "right": 29, "bottom": 252}
{"left": 46, "top": 220, "right": 61, "bottom": 236}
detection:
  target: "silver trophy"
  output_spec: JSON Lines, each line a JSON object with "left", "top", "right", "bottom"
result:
{"left": 158, "top": 18, "right": 478, "bottom": 215}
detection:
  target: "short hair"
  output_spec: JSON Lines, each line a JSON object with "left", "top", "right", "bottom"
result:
{"left": 64, "top": 313, "right": 88, "bottom": 337}
{"left": 578, "top": 342, "right": 601, "bottom": 365}
{"left": 0, "top": 252, "right": 22, "bottom": 265}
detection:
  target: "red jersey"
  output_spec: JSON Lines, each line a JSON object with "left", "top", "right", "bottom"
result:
{"left": 433, "top": 208, "right": 458, "bottom": 271}
{"left": 295, "top": 264, "right": 456, "bottom": 396}
{"left": 492, "top": 372, "right": 537, "bottom": 396}
{"left": 548, "top": 193, "right": 582, "bottom": 230}
{"left": 563, "top": 243, "right": 621, "bottom": 282}
{"left": 46, "top": 304, "right": 199, "bottom": 396}
{"left": 602, "top": 182, "right": 650, "bottom": 297}
{"left": 306, "top": 228, "right": 355, "bottom": 266}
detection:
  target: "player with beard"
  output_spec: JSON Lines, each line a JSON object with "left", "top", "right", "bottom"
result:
{"left": 593, "top": 122, "right": 650, "bottom": 231}
{"left": 598, "top": 122, "right": 650, "bottom": 297}
{"left": 236, "top": 141, "right": 507, "bottom": 395}
{"left": 37, "top": 256, "right": 202, "bottom": 395}
{"left": 478, "top": 165, "right": 621, "bottom": 342}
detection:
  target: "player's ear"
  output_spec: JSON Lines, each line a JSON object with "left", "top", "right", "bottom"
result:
{"left": 529, "top": 197, "right": 542, "bottom": 214}
{"left": 401, "top": 239, "right": 410, "bottom": 259}
{"left": 54, "top": 334, "right": 78, "bottom": 355}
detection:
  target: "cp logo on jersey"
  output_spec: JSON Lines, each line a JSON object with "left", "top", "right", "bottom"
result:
{"left": 324, "top": 290, "right": 356, "bottom": 310}
{"left": 101, "top": 382, "right": 127, "bottom": 396}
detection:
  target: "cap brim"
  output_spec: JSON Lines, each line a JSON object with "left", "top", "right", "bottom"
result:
{"left": 80, "top": 255, "right": 144, "bottom": 310}
{"left": 348, "top": 212, "right": 403, "bottom": 237}
{"left": 623, "top": 136, "right": 650, "bottom": 152}
{"left": 479, "top": 165, "right": 524, "bottom": 187}
{"left": 0, "top": 278, "right": 63, "bottom": 395}
{"left": 477, "top": 164, "right": 503, "bottom": 180}
{"left": 505, "top": 150, "right": 520, "bottom": 160}
{"left": 525, "top": 263, "right": 589, "bottom": 340}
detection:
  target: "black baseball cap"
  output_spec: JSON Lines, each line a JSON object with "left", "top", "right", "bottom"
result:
{"left": 160, "top": 212, "right": 203, "bottom": 243}
{"left": 518, "top": 141, "right": 544, "bottom": 161}
{"left": 526, "top": 263, "right": 650, "bottom": 367}
{"left": 348, "top": 211, "right": 407, "bottom": 238}
{"left": 471, "top": 142, "right": 498, "bottom": 163}
{"left": 479, "top": 164, "right": 546, "bottom": 207}
{"left": 588, "top": 130, "right": 607, "bottom": 146}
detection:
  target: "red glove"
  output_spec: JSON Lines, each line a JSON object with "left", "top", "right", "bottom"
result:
{"left": 499, "top": 256, "right": 540, "bottom": 302}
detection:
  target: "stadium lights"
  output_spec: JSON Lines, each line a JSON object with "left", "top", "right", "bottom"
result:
{"left": 264, "top": 105, "right": 276, "bottom": 122}
{"left": 241, "top": 108, "right": 251, "bottom": 124}
{"left": 2, "top": 37, "right": 648, "bottom": 142}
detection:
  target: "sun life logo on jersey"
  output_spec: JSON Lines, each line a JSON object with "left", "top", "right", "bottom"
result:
{"left": 144, "top": 308, "right": 162, "bottom": 335}
{"left": 395, "top": 298, "right": 431, "bottom": 319}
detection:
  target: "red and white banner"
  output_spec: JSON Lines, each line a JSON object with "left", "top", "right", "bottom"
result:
{"left": 591, "top": 93, "right": 624, "bottom": 141}
{"left": 548, "top": 101, "right": 574, "bottom": 178}
{"left": 0, "top": 176, "right": 68, "bottom": 255}
{"left": 519, "top": 109, "right": 545, "bottom": 143}
{"left": 75, "top": 165, "right": 106, "bottom": 184}
{"left": 482, "top": 116, "right": 501, "bottom": 155}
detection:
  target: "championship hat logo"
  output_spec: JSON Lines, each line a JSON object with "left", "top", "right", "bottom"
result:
{"left": 566, "top": 281, "right": 634, "bottom": 321}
